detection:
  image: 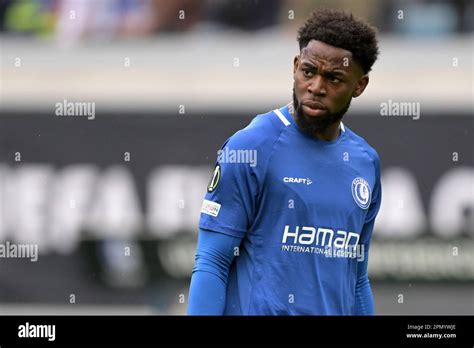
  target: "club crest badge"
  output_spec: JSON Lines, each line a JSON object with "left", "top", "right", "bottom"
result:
{"left": 352, "top": 177, "right": 371, "bottom": 209}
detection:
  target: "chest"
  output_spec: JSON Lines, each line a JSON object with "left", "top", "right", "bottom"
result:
{"left": 260, "top": 143, "right": 375, "bottom": 225}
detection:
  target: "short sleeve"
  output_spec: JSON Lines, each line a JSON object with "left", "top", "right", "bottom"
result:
{"left": 359, "top": 152, "right": 382, "bottom": 250}
{"left": 199, "top": 131, "right": 260, "bottom": 238}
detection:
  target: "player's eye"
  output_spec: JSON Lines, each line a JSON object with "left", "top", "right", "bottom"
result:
{"left": 302, "top": 69, "right": 314, "bottom": 77}
{"left": 329, "top": 75, "right": 342, "bottom": 83}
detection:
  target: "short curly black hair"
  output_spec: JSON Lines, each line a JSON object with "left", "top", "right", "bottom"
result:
{"left": 297, "top": 9, "right": 379, "bottom": 74}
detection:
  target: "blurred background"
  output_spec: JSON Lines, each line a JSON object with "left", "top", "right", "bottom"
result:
{"left": 0, "top": 0, "right": 473, "bottom": 315}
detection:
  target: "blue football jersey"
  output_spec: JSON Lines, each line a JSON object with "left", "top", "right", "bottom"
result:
{"left": 199, "top": 104, "right": 382, "bottom": 315}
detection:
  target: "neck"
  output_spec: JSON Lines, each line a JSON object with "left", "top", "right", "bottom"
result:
{"left": 288, "top": 102, "right": 341, "bottom": 141}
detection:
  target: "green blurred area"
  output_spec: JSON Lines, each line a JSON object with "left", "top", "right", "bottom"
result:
{"left": 4, "top": 0, "right": 55, "bottom": 36}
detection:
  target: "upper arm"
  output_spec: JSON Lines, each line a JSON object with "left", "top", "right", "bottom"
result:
{"left": 198, "top": 129, "right": 262, "bottom": 239}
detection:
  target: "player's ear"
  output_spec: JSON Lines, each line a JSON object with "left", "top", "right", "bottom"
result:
{"left": 293, "top": 55, "right": 300, "bottom": 76}
{"left": 353, "top": 74, "right": 369, "bottom": 98}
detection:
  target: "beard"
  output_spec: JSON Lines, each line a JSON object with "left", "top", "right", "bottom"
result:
{"left": 292, "top": 87, "right": 351, "bottom": 137}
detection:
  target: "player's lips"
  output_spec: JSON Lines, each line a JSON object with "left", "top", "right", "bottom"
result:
{"left": 302, "top": 100, "right": 327, "bottom": 117}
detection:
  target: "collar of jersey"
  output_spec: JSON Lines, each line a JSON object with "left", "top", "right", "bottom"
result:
{"left": 280, "top": 103, "right": 346, "bottom": 146}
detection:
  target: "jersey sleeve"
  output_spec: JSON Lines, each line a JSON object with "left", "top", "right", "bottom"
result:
{"left": 198, "top": 129, "right": 261, "bottom": 238}
{"left": 354, "top": 248, "right": 375, "bottom": 315}
{"left": 359, "top": 151, "right": 382, "bottom": 250}
{"left": 187, "top": 228, "right": 243, "bottom": 315}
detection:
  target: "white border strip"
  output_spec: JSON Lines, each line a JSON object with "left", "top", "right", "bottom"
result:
{"left": 273, "top": 109, "right": 290, "bottom": 126}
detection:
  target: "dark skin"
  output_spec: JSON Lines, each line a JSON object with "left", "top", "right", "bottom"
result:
{"left": 291, "top": 40, "right": 369, "bottom": 141}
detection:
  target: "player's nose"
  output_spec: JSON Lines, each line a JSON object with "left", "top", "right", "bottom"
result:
{"left": 308, "top": 75, "right": 326, "bottom": 96}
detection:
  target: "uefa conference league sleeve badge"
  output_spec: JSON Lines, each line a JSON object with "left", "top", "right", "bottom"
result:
{"left": 207, "top": 163, "right": 221, "bottom": 193}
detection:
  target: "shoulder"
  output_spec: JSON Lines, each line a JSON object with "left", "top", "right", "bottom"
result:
{"left": 344, "top": 125, "right": 381, "bottom": 172}
{"left": 224, "top": 108, "right": 289, "bottom": 151}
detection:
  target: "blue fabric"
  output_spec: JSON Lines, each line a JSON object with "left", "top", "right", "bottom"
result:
{"left": 189, "top": 228, "right": 375, "bottom": 315}
{"left": 355, "top": 248, "right": 375, "bottom": 315}
{"left": 188, "top": 228, "right": 242, "bottom": 315}
{"left": 195, "top": 104, "right": 382, "bottom": 315}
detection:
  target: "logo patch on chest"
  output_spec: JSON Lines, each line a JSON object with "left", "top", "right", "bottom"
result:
{"left": 352, "top": 177, "right": 371, "bottom": 209}
{"left": 283, "top": 177, "right": 313, "bottom": 185}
